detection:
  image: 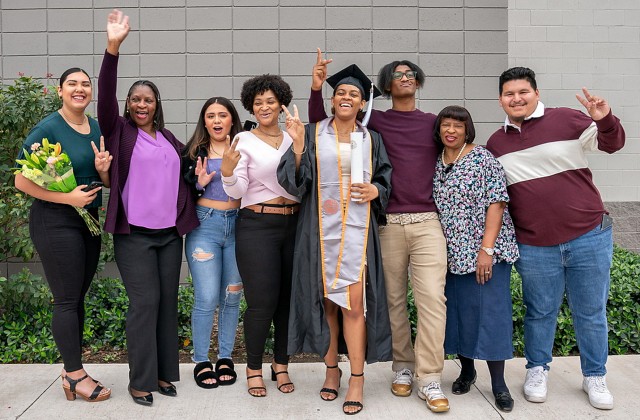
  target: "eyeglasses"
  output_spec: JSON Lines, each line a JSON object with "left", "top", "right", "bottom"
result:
{"left": 392, "top": 71, "right": 417, "bottom": 80}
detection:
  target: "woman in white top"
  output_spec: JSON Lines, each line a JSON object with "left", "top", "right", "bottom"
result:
{"left": 221, "top": 74, "right": 299, "bottom": 397}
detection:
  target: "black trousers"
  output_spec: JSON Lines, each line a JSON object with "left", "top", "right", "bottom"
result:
{"left": 235, "top": 209, "right": 297, "bottom": 370}
{"left": 114, "top": 226, "right": 182, "bottom": 391}
{"left": 29, "top": 199, "right": 101, "bottom": 372}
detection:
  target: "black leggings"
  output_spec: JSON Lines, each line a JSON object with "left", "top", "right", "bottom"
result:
{"left": 235, "top": 209, "right": 297, "bottom": 370}
{"left": 29, "top": 199, "right": 101, "bottom": 372}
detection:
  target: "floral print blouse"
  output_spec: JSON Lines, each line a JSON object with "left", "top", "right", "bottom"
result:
{"left": 433, "top": 145, "right": 519, "bottom": 275}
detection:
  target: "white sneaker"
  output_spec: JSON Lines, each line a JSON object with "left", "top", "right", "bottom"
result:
{"left": 582, "top": 376, "right": 614, "bottom": 410}
{"left": 391, "top": 368, "right": 413, "bottom": 397}
{"left": 417, "top": 381, "right": 450, "bottom": 412}
{"left": 524, "top": 366, "right": 548, "bottom": 402}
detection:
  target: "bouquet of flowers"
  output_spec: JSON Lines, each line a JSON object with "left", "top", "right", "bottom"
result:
{"left": 14, "top": 138, "right": 101, "bottom": 235}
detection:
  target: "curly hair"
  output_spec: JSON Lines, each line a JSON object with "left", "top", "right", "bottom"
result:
{"left": 377, "top": 60, "right": 426, "bottom": 99}
{"left": 240, "top": 74, "right": 293, "bottom": 113}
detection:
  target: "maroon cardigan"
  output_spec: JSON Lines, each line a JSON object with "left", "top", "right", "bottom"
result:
{"left": 97, "top": 51, "right": 198, "bottom": 236}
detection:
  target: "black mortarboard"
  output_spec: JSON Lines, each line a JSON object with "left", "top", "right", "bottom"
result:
{"left": 326, "top": 64, "right": 382, "bottom": 102}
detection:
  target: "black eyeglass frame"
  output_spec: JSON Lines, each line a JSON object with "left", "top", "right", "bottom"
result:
{"left": 391, "top": 70, "right": 417, "bottom": 80}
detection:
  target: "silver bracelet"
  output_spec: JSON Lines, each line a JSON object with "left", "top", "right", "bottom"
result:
{"left": 292, "top": 144, "right": 307, "bottom": 155}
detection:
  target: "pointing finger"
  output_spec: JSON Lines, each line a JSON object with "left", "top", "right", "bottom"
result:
{"left": 316, "top": 48, "right": 323, "bottom": 65}
{"left": 100, "top": 135, "right": 106, "bottom": 152}
{"left": 293, "top": 104, "right": 299, "bottom": 120}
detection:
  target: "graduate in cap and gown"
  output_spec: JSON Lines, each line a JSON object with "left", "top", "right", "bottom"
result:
{"left": 278, "top": 63, "right": 393, "bottom": 415}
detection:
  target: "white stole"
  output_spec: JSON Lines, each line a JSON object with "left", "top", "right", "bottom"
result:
{"left": 316, "top": 118, "right": 372, "bottom": 310}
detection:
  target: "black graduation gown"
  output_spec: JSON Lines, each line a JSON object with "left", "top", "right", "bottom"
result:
{"left": 277, "top": 120, "right": 393, "bottom": 363}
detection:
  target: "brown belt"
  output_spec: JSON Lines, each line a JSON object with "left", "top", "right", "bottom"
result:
{"left": 245, "top": 204, "right": 300, "bottom": 215}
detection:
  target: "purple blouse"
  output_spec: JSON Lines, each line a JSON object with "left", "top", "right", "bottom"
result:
{"left": 198, "top": 158, "right": 231, "bottom": 202}
{"left": 122, "top": 129, "right": 180, "bottom": 229}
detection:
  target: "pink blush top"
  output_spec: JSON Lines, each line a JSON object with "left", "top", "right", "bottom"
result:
{"left": 122, "top": 129, "right": 180, "bottom": 229}
{"left": 221, "top": 130, "right": 299, "bottom": 207}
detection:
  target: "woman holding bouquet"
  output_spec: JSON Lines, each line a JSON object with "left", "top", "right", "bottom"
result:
{"left": 14, "top": 68, "right": 112, "bottom": 402}
{"left": 98, "top": 9, "right": 198, "bottom": 406}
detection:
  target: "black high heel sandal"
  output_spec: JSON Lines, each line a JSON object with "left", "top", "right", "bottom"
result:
{"left": 343, "top": 373, "right": 364, "bottom": 415}
{"left": 320, "top": 364, "right": 342, "bottom": 401}
{"left": 271, "top": 365, "right": 294, "bottom": 393}
{"left": 247, "top": 373, "right": 266, "bottom": 397}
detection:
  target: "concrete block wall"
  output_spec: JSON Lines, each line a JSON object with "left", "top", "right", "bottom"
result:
{"left": 1, "top": 0, "right": 508, "bottom": 144}
{"left": 508, "top": 0, "right": 640, "bottom": 252}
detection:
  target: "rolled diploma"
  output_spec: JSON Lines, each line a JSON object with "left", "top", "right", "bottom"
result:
{"left": 350, "top": 132, "right": 364, "bottom": 200}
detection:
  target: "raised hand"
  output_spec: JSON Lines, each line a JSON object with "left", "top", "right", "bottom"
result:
{"left": 282, "top": 104, "right": 305, "bottom": 151}
{"left": 195, "top": 156, "right": 216, "bottom": 187}
{"left": 312, "top": 48, "right": 333, "bottom": 91}
{"left": 576, "top": 87, "right": 611, "bottom": 121}
{"left": 220, "top": 135, "right": 241, "bottom": 177}
{"left": 91, "top": 136, "right": 112, "bottom": 174}
{"left": 106, "top": 9, "right": 130, "bottom": 54}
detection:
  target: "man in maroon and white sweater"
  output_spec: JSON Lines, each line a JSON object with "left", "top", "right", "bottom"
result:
{"left": 486, "top": 67, "right": 625, "bottom": 411}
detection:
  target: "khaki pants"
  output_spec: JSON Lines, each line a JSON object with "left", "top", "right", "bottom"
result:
{"left": 379, "top": 219, "right": 447, "bottom": 386}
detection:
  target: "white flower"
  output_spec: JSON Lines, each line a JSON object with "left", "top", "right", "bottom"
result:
{"left": 30, "top": 143, "right": 41, "bottom": 151}
{"left": 46, "top": 156, "right": 58, "bottom": 164}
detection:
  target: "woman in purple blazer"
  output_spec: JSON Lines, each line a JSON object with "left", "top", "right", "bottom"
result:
{"left": 97, "top": 9, "right": 198, "bottom": 406}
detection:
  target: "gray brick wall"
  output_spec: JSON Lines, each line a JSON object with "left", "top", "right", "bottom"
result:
{"left": 508, "top": 0, "right": 640, "bottom": 252}
{"left": 1, "top": 1, "right": 508, "bottom": 143}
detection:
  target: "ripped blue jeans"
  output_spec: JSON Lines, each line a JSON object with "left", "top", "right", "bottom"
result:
{"left": 186, "top": 206, "right": 242, "bottom": 362}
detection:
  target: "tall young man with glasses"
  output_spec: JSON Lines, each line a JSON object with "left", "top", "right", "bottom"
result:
{"left": 309, "top": 50, "right": 449, "bottom": 413}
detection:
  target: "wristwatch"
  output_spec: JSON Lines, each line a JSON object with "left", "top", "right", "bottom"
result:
{"left": 480, "top": 246, "right": 495, "bottom": 256}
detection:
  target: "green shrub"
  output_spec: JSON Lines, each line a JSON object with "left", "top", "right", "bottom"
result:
{"left": 409, "top": 245, "right": 640, "bottom": 357}
{"left": 0, "top": 270, "right": 195, "bottom": 363}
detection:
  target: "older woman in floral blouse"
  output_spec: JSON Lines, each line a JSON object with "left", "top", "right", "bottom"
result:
{"left": 432, "top": 105, "right": 519, "bottom": 413}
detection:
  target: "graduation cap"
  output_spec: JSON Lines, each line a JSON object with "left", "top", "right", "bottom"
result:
{"left": 326, "top": 64, "right": 382, "bottom": 102}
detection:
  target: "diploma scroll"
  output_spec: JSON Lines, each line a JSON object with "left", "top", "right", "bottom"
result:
{"left": 350, "top": 132, "right": 364, "bottom": 201}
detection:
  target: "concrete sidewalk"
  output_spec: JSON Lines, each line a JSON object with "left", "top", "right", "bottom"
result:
{"left": 1, "top": 356, "right": 638, "bottom": 419}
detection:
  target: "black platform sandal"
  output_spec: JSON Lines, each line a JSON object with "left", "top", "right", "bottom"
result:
{"left": 320, "top": 364, "right": 342, "bottom": 401}
{"left": 215, "top": 358, "right": 237, "bottom": 386}
{"left": 194, "top": 361, "right": 219, "bottom": 389}
{"left": 62, "top": 374, "right": 111, "bottom": 402}
{"left": 343, "top": 373, "right": 364, "bottom": 415}
{"left": 271, "top": 365, "right": 294, "bottom": 393}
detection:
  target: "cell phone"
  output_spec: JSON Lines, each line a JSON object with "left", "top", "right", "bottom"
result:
{"left": 82, "top": 181, "right": 103, "bottom": 192}
{"left": 243, "top": 120, "right": 257, "bottom": 131}
{"left": 601, "top": 213, "right": 613, "bottom": 230}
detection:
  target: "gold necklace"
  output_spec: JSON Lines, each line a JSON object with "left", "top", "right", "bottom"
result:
{"left": 59, "top": 109, "right": 87, "bottom": 126}
{"left": 209, "top": 145, "right": 224, "bottom": 157}
{"left": 256, "top": 126, "right": 282, "bottom": 149}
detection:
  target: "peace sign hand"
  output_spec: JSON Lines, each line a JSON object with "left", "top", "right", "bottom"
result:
{"left": 312, "top": 48, "right": 333, "bottom": 91}
{"left": 106, "top": 9, "right": 130, "bottom": 53}
{"left": 281, "top": 104, "right": 305, "bottom": 151}
{"left": 220, "top": 135, "right": 241, "bottom": 177}
{"left": 195, "top": 156, "right": 216, "bottom": 188}
{"left": 91, "top": 136, "right": 112, "bottom": 174}
{"left": 576, "top": 87, "right": 610, "bottom": 121}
